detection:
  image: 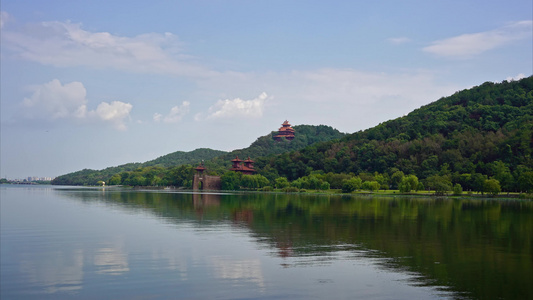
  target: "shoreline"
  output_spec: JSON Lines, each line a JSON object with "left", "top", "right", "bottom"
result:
{"left": 8, "top": 183, "right": 530, "bottom": 201}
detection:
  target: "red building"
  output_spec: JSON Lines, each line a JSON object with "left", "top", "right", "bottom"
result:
{"left": 194, "top": 163, "right": 206, "bottom": 174}
{"left": 230, "top": 156, "right": 256, "bottom": 175}
{"left": 193, "top": 162, "right": 222, "bottom": 190}
{"left": 273, "top": 120, "right": 295, "bottom": 141}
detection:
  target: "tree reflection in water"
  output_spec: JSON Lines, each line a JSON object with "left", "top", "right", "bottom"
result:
{"left": 62, "top": 189, "right": 532, "bottom": 299}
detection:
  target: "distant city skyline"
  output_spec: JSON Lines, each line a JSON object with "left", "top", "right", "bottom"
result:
{"left": 1, "top": 1, "right": 532, "bottom": 178}
{"left": 3, "top": 176, "right": 54, "bottom": 182}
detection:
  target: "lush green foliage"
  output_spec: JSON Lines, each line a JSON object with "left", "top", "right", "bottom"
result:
{"left": 483, "top": 179, "right": 501, "bottom": 195}
{"left": 220, "top": 172, "right": 270, "bottom": 190}
{"left": 399, "top": 175, "right": 419, "bottom": 193}
{"left": 209, "top": 125, "right": 345, "bottom": 172}
{"left": 258, "top": 77, "right": 533, "bottom": 193}
{"left": 144, "top": 148, "right": 228, "bottom": 168}
{"left": 233, "top": 124, "right": 345, "bottom": 158}
{"left": 453, "top": 184, "right": 463, "bottom": 196}
{"left": 52, "top": 148, "right": 224, "bottom": 186}
{"left": 342, "top": 177, "right": 362, "bottom": 193}
{"left": 52, "top": 125, "right": 344, "bottom": 186}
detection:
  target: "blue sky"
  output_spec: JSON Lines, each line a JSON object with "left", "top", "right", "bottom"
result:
{"left": 1, "top": 0, "right": 532, "bottom": 179}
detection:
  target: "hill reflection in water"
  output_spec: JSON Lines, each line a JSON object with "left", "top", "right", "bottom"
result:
{"left": 56, "top": 189, "right": 532, "bottom": 299}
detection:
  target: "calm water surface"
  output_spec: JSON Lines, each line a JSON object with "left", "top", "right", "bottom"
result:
{"left": 1, "top": 185, "right": 531, "bottom": 299}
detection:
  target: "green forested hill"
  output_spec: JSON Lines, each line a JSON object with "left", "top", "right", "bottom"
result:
{"left": 234, "top": 124, "right": 346, "bottom": 158}
{"left": 51, "top": 125, "right": 345, "bottom": 186}
{"left": 144, "top": 148, "right": 227, "bottom": 167}
{"left": 204, "top": 125, "right": 346, "bottom": 173}
{"left": 51, "top": 148, "right": 227, "bottom": 185}
{"left": 257, "top": 77, "right": 533, "bottom": 192}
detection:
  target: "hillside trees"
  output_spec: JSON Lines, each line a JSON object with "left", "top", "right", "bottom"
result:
{"left": 220, "top": 173, "right": 270, "bottom": 190}
{"left": 399, "top": 175, "right": 419, "bottom": 193}
{"left": 216, "top": 125, "right": 345, "bottom": 168}
{"left": 483, "top": 179, "right": 501, "bottom": 196}
{"left": 52, "top": 148, "right": 225, "bottom": 186}
{"left": 53, "top": 125, "right": 344, "bottom": 187}
{"left": 342, "top": 177, "right": 362, "bottom": 193}
{"left": 260, "top": 76, "right": 533, "bottom": 193}
{"left": 426, "top": 175, "right": 452, "bottom": 195}
{"left": 102, "top": 165, "right": 195, "bottom": 188}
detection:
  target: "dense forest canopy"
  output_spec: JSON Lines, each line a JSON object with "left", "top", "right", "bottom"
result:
{"left": 205, "top": 125, "right": 346, "bottom": 173}
{"left": 256, "top": 76, "right": 533, "bottom": 193}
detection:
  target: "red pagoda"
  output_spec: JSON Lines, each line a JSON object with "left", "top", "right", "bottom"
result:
{"left": 273, "top": 120, "right": 295, "bottom": 141}
{"left": 230, "top": 156, "right": 256, "bottom": 175}
{"left": 194, "top": 162, "right": 206, "bottom": 174}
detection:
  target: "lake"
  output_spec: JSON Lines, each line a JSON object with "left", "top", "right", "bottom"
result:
{"left": 1, "top": 185, "right": 531, "bottom": 299}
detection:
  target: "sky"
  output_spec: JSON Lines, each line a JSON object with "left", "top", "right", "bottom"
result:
{"left": 1, "top": 0, "right": 532, "bottom": 179}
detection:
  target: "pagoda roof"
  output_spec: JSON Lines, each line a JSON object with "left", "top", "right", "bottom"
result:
{"left": 230, "top": 165, "right": 255, "bottom": 171}
{"left": 230, "top": 165, "right": 256, "bottom": 173}
{"left": 195, "top": 162, "right": 206, "bottom": 171}
{"left": 244, "top": 157, "right": 255, "bottom": 163}
{"left": 279, "top": 127, "right": 295, "bottom": 132}
{"left": 231, "top": 156, "right": 243, "bottom": 162}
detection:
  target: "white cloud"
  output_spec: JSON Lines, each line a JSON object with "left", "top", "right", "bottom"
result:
{"left": 285, "top": 68, "right": 456, "bottom": 112}
{"left": 22, "top": 79, "right": 88, "bottom": 120}
{"left": 423, "top": 20, "right": 533, "bottom": 58}
{"left": 20, "top": 79, "right": 132, "bottom": 130}
{"left": 195, "top": 68, "right": 458, "bottom": 133}
{"left": 298, "top": 69, "right": 456, "bottom": 132}
{"left": 153, "top": 113, "right": 163, "bottom": 122}
{"left": 93, "top": 101, "right": 132, "bottom": 130}
{"left": 2, "top": 20, "right": 215, "bottom": 77}
{"left": 204, "top": 92, "right": 268, "bottom": 120}
{"left": 387, "top": 37, "right": 411, "bottom": 45}
{"left": 0, "top": 11, "right": 10, "bottom": 29}
{"left": 154, "top": 101, "right": 190, "bottom": 123}
{"left": 506, "top": 73, "right": 526, "bottom": 81}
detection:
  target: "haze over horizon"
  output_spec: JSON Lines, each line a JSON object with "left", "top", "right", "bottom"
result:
{"left": 1, "top": 1, "right": 532, "bottom": 179}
